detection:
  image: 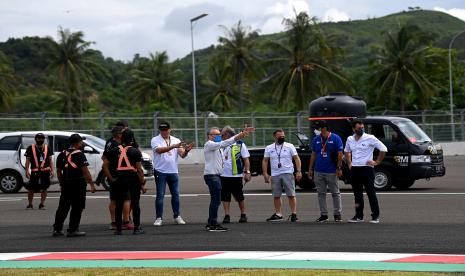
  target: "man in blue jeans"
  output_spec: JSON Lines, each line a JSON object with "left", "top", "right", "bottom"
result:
{"left": 203, "top": 126, "right": 254, "bottom": 232}
{"left": 151, "top": 122, "right": 194, "bottom": 226}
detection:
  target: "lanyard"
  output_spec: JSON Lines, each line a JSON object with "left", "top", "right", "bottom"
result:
{"left": 320, "top": 132, "right": 331, "bottom": 153}
{"left": 164, "top": 136, "right": 171, "bottom": 147}
{"left": 274, "top": 143, "right": 283, "bottom": 164}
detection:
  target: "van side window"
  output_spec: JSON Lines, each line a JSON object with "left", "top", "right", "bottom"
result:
{"left": 383, "top": 125, "right": 401, "bottom": 143}
{"left": 0, "top": 136, "right": 20, "bottom": 150}
{"left": 55, "top": 136, "right": 69, "bottom": 152}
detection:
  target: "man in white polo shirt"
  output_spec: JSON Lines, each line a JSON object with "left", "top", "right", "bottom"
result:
{"left": 151, "top": 122, "right": 194, "bottom": 226}
{"left": 262, "top": 129, "right": 302, "bottom": 222}
{"left": 344, "top": 119, "right": 387, "bottom": 224}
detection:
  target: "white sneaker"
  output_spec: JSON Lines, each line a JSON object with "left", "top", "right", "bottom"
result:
{"left": 153, "top": 218, "right": 163, "bottom": 226}
{"left": 174, "top": 216, "right": 186, "bottom": 225}
{"left": 369, "top": 217, "right": 380, "bottom": 224}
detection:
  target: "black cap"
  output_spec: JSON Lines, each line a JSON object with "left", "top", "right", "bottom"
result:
{"left": 69, "top": 133, "right": 86, "bottom": 143}
{"left": 122, "top": 129, "right": 135, "bottom": 144}
{"left": 115, "top": 120, "right": 129, "bottom": 128}
{"left": 111, "top": 126, "right": 124, "bottom": 135}
{"left": 158, "top": 122, "right": 170, "bottom": 130}
{"left": 35, "top": 133, "right": 45, "bottom": 139}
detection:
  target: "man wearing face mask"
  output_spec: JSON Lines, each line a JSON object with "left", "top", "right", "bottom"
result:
{"left": 24, "top": 133, "right": 54, "bottom": 210}
{"left": 344, "top": 119, "right": 387, "bottom": 224}
{"left": 53, "top": 134, "right": 96, "bottom": 237}
{"left": 203, "top": 126, "right": 255, "bottom": 232}
{"left": 308, "top": 120, "right": 344, "bottom": 222}
{"left": 262, "top": 129, "right": 302, "bottom": 222}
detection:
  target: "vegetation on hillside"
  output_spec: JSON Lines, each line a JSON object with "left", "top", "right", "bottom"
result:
{"left": 0, "top": 9, "right": 464, "bottom": 114}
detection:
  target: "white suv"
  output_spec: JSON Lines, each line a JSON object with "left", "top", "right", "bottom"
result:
{"left": 0, "top": 131, "right": 154, "bottom": 193}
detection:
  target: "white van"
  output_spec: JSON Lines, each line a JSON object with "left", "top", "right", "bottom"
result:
{"left": 0, "top": 131, "right": 154, "bottom": 193}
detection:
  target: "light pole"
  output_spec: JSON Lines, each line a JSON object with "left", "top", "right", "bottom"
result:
{"left": 448, "top": 29, "right": 465, "bottom": 141}
{"left": 190, "top": 13, "right": 208, "bottom": 147}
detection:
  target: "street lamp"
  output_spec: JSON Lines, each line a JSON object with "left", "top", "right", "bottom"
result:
{"left": 448, "top": 29, "right": 465, "bottom": 141}
{"left": 190, "top": 13, "right": 208, "bottom": 147}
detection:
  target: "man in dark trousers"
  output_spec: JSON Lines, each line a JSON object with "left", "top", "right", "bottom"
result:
{"left": 344, "top": 119, "right": 387, "bottom": 224}
{"left": 103, "top": 129, "right": 146, "bottom": 235}
{"left": 53, "top": 134, "right": 96, "bottom": 237}
{"left": 24, "top": 133, "right": 54, "bottom": 210}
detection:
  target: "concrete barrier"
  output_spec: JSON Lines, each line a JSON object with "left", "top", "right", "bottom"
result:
{"left": 142, "top": 142, "right": 465, "bottom": 165}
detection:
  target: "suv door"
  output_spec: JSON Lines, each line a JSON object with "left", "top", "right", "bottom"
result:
{"left": 0, "top": 135, "right": 23, "bottom": 193}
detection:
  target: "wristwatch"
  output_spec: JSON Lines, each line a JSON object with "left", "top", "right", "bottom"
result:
{"left": 244, "top": 170, "right": 251, "bottom": 174}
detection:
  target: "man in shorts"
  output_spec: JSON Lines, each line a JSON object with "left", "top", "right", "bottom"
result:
{"left": 262, "top": 129, "right": 302, "bottom": 222}
{"left": 24, "top": 133, "right": 54, "bottom": 210}
{"left": 220, "top": 126, "right": 251, "bottom": 223}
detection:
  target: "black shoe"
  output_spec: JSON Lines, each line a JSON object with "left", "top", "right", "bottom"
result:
{"left": 222, "top": 215, "right": 230, "bottom": 224}
{"left": 67, "top": 231, "right": 86, "bottom": 237}
{"left": 52, "top": 230, "right": 64, "bottom": 237}
{"left": 114, "top": 230, "right": 123, "bottom": 235}
{"left": 38, "top": 203, "right": 46, "bottom": 210}
{"left": 208, "top": 224, "right": 228, "bottom": 232}
{"left": 266, "top": 213, "right": 283, "bottom": 222}
{"left": 334, "top": 215, "right": 342, "bottom": 222}
{"left": 26, "top": 204, "right": 33, "bottom": 210}
{"left": 316, "top": 215, "right": 329, "bottom": 222}
{"left": 205, "top": 224, "right": 211, "bottom": 231}
{"left": 133, "top": 227, "right": 145, "bottom": 235}
{"left": 289, "top": 213, "right": 298, "bottom": 222}
{"left": 239, "top": 214, "right": 248, "bottom": 223}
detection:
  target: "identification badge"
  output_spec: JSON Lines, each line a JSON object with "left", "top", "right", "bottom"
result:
{"left": 278, "top": 163, "right": 282, "bottom": 168}
{"left": 39, "top": 156, "right": 44, "bottom": 162}
{"left": 321, "top": 150, "right": 327, "bottom": 158}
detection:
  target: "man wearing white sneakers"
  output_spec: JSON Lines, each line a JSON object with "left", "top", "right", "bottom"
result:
{"left": 151, "top": 122, "right": 194, "bottom": 226}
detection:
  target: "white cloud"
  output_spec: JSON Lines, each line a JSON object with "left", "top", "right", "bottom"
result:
{"left": 433, "top": 7, "right": 465, "bottom": 21}
{"left": 322, "top": 8, "right": 350, "bottom": 22}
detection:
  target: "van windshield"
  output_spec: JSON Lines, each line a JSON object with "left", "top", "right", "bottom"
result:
{"left": 84, "top": 135, "right": 106, "bottom": 149}
{"left": 396, "top": 121, "right": 431, "bottom": 143}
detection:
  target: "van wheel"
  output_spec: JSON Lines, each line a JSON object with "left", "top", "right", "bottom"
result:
{"left": 0, "top": 171, "right": 23, "bottom": 193}
{"left": 394, "top": 179, "right": 415, "bottom": 190}
{"left": 296, "top": 174, "right": 315, "bottom": 190}
{"left": 374, "top": 168, "right": 392, "bottom": 191}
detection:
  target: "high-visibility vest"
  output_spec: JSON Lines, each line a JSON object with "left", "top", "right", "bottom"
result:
{"left": 64, "top": 149, "right": 81, "bottom": 169}
{"left": 31, "top": 144, "right": 51, "bottom": 172}
{"left": 230, "top": 142, "right": 244, "bottom": 175}
{"left": 116, "top": 145, "right": 137, "bottom": 172}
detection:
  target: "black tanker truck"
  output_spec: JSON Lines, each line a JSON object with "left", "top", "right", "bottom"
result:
{"left": 248, "top": 92, "right": 446, "bottom": 190}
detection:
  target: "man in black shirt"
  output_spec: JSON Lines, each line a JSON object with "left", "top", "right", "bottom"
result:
{"left": 103, "top": 129, "right": 146, "bottom": 235}
{"left": 102, "top": 126, "right": 132, "bottom": 230}
{"left": 53, "top": 134, "right": 96, "bottom": 237}
{"left": 24, "top": 133, "right": 54, "bottom": 210}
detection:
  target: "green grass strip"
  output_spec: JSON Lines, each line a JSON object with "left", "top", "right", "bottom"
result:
{"left": 1, "top": 259, "right": 465, "bottom": 272}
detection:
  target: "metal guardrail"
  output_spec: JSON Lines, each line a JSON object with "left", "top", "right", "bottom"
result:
{"left": 0, "top": 110, "right": 464, "bottom": 147}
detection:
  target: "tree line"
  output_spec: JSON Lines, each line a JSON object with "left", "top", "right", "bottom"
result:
{"left": 1, "top": 10, "right": 464, "bottom": 115}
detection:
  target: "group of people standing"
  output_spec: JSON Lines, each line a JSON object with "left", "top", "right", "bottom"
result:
{"left": 23, "top": 117, "right": 387, "bottom": 236}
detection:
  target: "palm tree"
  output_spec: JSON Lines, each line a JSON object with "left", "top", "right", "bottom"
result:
{"left": 369, "top": 24, "right": 438, "bottom": 112}
{"left": 49, "top": 27, "right": 104, "bottom": 116}
{"left": 200, "top": 55, "right": 237, "bottom": 112}
{"left": 264, "top": 11, "right": 351, "bottom": 110}
{"left": 217, "top": 20, "right": 264, "bottom": 112}
{"left": 0, "top": 50, "right": 16, "bottom": 110}
{"left": 128, "top": 51, "right": 186, "bottom": 111}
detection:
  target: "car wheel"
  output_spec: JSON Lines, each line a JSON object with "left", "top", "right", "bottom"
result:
{"left": 0, "top": 171, "right": 23, "bottom": 193}
{"left": 374, "top": 168, "right": 392, "bottom": 191}
{"left": 296, "top": 174, "right": 316, "bottom": 190}
{"left": 394, "top": 179, "right": 415, "bottom": 190}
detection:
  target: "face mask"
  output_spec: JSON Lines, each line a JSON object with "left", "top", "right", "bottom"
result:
{"left": 355, "top": 128, "right": 364, "bottom": 136}
{"left": 277, "top": 137, "right": 285, "bottom": 144}
{"left": 35, "top": 140, "right": 44, "bottom": 146}
{"left": 314, "top": 129, "right": 321, "bottom": 136}
{"left": 214, "top": 135, "right": 222, "bottom": 142}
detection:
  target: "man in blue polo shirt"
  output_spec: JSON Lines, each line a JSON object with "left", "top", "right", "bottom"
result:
{"left": 308, "top": 120, "right": 344, "bottom": 222}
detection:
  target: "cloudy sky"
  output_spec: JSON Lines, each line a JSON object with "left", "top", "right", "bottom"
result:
{"left": 1, "top": 0, "right": 464, "bottom": 61}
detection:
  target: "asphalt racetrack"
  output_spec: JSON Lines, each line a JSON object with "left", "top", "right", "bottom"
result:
{"left": 0, "top": 156, "right": 464, "bottom": 254}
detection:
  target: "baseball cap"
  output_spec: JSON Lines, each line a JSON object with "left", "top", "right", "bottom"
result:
{"left": 111, "top": 126, "right": 124, "bottom": 135}
{"left": 313, "top": 120, "right": 328, "bottom": 129}
{"left": 35, "top": 133, "right": 45, "bottom": 139}
{"left": 158, "top": 122, "right": 170, "bottom": 130}
{"left": 122, "top": 129, "right": 135, "bottom": 144}
{"left": 69, "top": 133, "right": 86, "bottom": 143}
